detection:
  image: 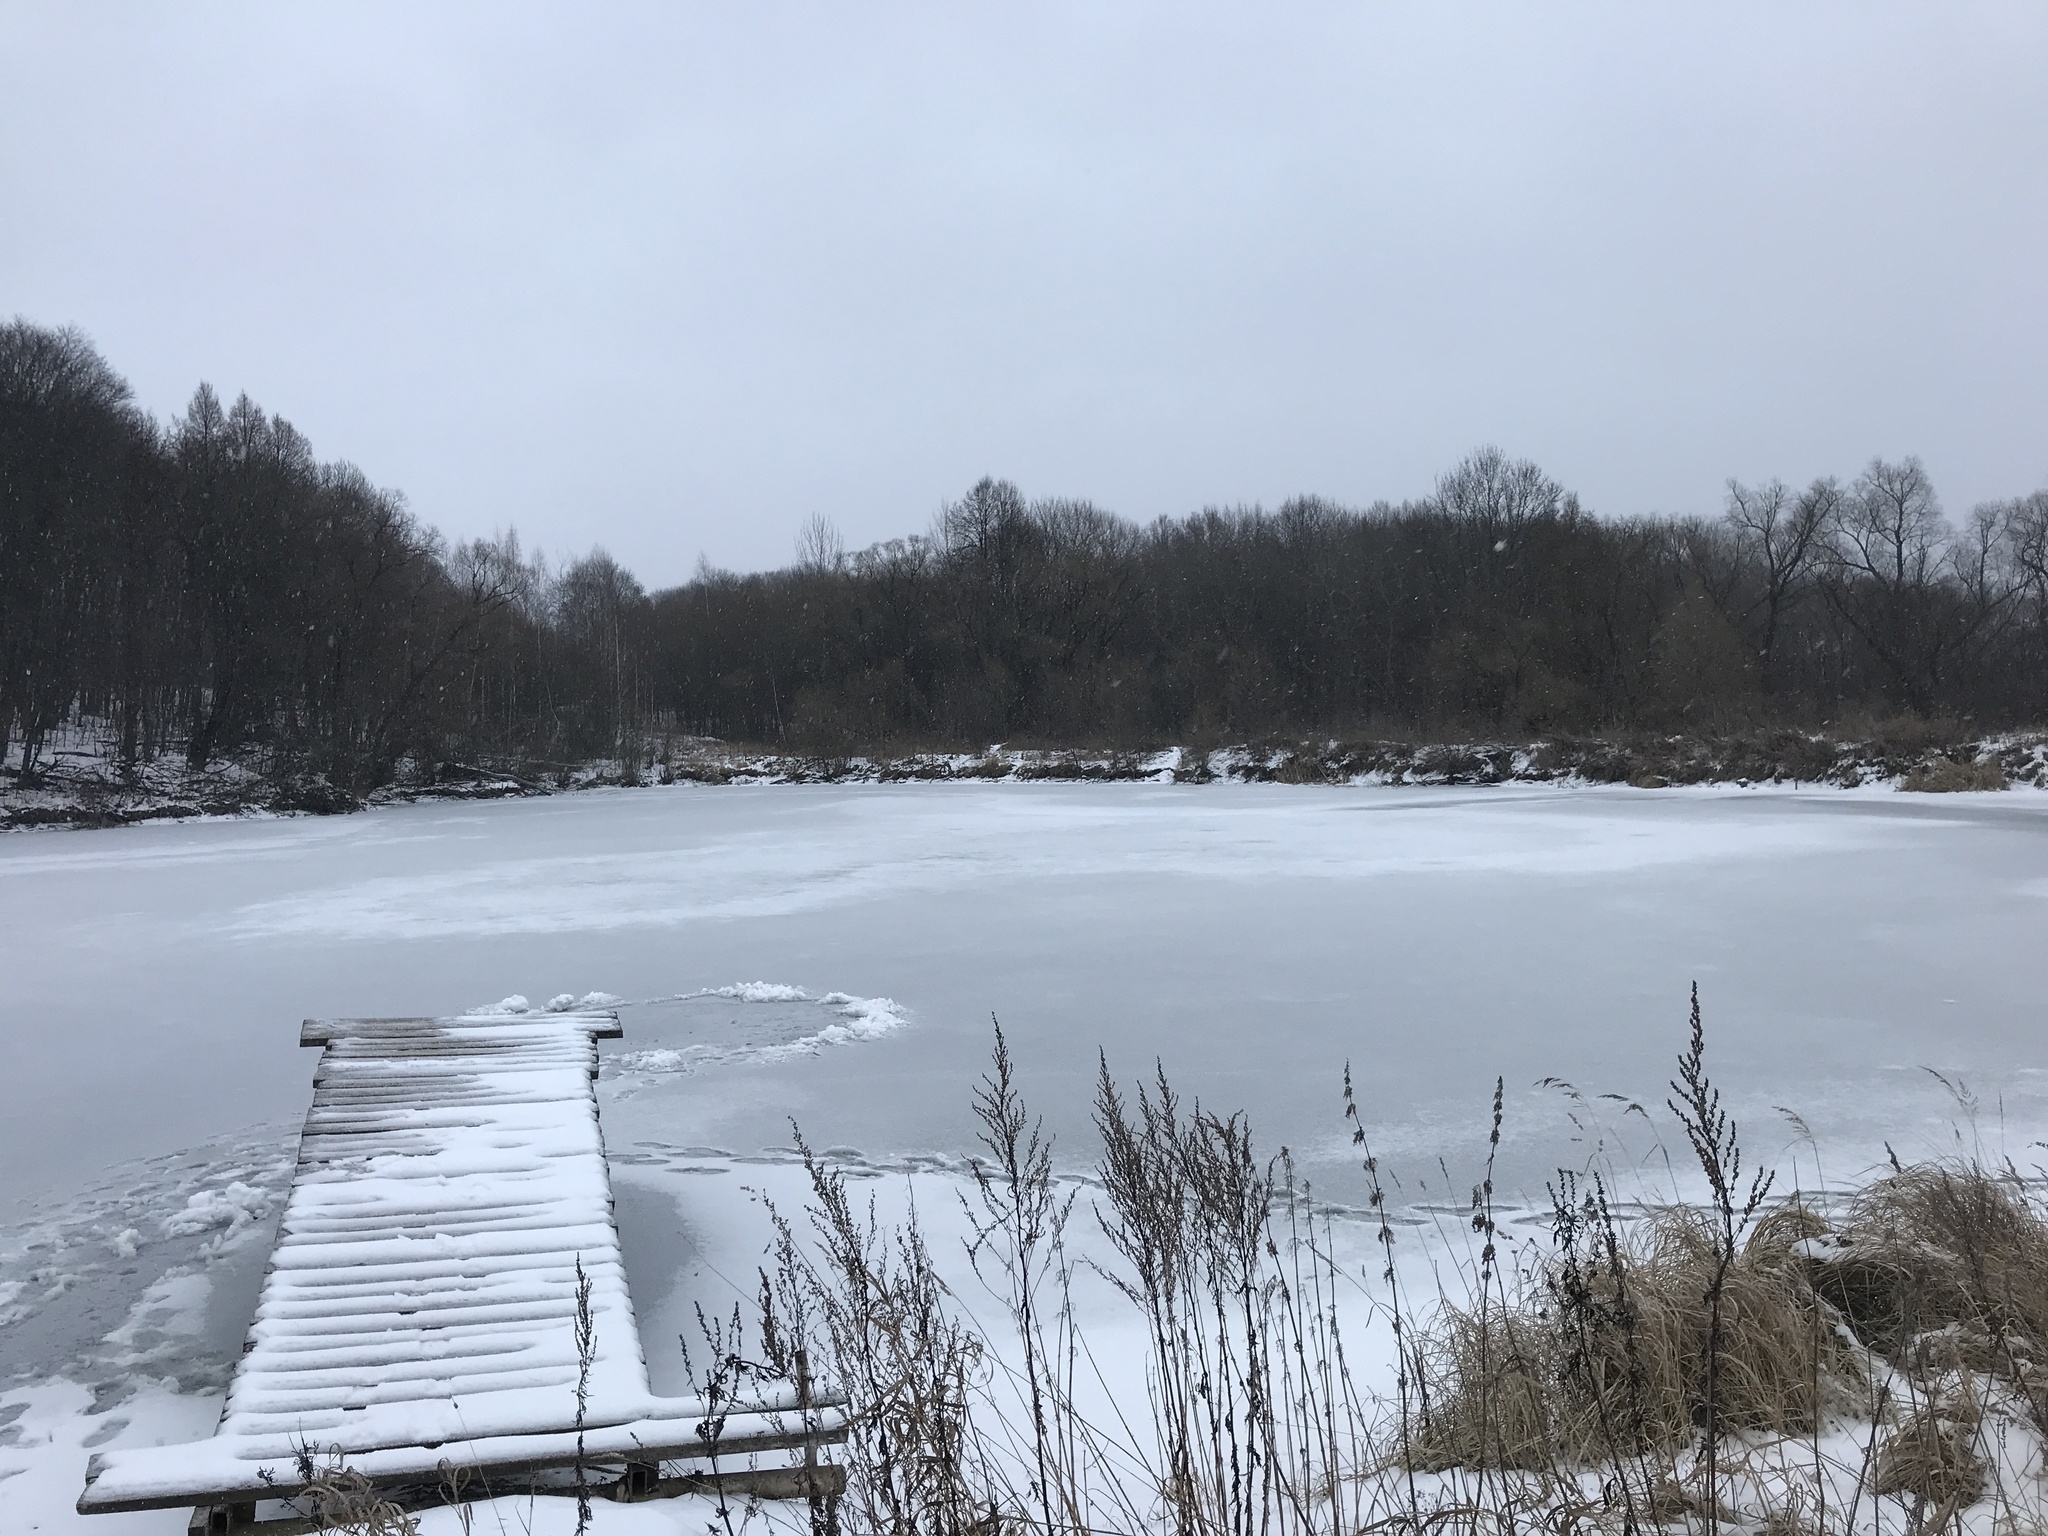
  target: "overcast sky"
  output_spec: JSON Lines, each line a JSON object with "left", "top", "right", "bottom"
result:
{"left": 4, "top": 4, "right": 2045, "bottom": 585}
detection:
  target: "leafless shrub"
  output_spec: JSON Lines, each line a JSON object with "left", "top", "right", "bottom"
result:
{"left": 572, "top": 1254, "right": 596, "bottom": 1536}
{"left": 1091, "top": 1057, "right": 1375, "bottom": 1536}
{"left": 755, "top": 1132, "right": 992, "bottom": 1536}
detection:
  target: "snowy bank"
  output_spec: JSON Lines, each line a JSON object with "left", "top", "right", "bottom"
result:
{"left": 9, "top": 725, "right": 2045, "bottom": 831}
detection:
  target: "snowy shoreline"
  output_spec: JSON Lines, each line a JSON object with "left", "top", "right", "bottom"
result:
{"left": 6, "top": 728, "right": 2044, "bottom": 831}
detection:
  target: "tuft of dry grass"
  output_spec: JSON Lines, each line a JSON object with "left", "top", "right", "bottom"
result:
{"left": 1874, "top": 1403, "right": 1988, "bottom": 1508}
{"left": 285, "top": 1459, "right": 422, "bottom": 1536}
{"left": 1812, "top": 1164, "right": 2048, "bottom": 1371}
{"left": 1409, "top": 1203, "right": 1859, "bottom": 1471}
{"left": 1900, "top": 758, "right": 2009, "bottom": 792}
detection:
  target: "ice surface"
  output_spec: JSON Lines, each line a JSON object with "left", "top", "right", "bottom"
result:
{"left": 5, "top": 781, "right": 2046, "bottom": 1203}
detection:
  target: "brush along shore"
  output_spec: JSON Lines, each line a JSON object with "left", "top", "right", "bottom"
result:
{"left": 5, "top": 725, "right": 2044, "bottom": 829}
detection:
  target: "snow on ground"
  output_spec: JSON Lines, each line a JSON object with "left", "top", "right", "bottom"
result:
{"left": 411, "top": 1498, "right": 715, "bottom": 1535}
{"left": 0, "top": 1379, "right": 223, "bottom": 1534}
{"left": 2, "top": 782, "right": 2046, "bottom": 1529}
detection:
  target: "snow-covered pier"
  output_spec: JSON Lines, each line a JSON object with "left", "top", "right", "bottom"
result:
{"left": 76, "top": 1009, "right": 843, "bottom": 1530}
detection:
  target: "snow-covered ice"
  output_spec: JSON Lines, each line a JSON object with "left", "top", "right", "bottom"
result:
{"left": 3, "top": 781, "right": 2046, "bottom": 1528}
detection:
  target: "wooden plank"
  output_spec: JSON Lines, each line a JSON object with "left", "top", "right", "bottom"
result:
{"left": 299, "top": 1016, "right": 431, "bottom": 1047}
{"left": 184, "top": 1457, "right": 850, "bottom": 1532}
{"left": 300, "top": 1013, "right": 624, "bottom": 1047}
{"left": 94, "top": 1412, "right": 849, "bottom": 1514}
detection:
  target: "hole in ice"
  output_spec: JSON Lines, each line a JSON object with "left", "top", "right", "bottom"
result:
{"left": 601, "top": 987, "right": 908, "bottom": 1078}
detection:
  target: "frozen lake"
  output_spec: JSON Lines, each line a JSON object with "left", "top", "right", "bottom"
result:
{"left": 4, "top": 782, "right": 2046, "bottom": 1529}
{"left": 4, "top": 781, "right": 2045, "bottom": 1204}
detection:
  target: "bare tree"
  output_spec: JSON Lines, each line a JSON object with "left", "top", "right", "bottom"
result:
{"left": 2008, "top": 490, "right": 2048, "bottom": 597}
{"left": 1821, "top": 458, "right": 2021, "bottom": 713}
{"left": 795, "top": 512, "right": 846, "bottom": 573}
{"left": 1835, "top": 458, "right": 1945, "bottom": 590}
{"left": 1698, "top": 477, "right": 1835, "bottom": 690}
{"left": 1433, "top": 444, "right": 1580, "bottom": 534}
{"left": 555, "top": 549, "right": 650, "bottom": 759}
{"left": 0, "top": 321, "right": 141, "bottom": 774}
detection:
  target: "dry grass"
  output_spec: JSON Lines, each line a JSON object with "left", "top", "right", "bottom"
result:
{"left": 1397, "top": 1160, "right": 2048, "bottom": 1536}
{"left": 1818, "top": 1164, "right": 2048, "bottom": 1392}
{"left": 1900, "top": 758, "right": 2009, "bottom": 792}
{"left": 279, "top": 1452, "right": 422, "bottom": 1535}
{"left": 1874, "top": 1402, "right": 1988, "bottom": 1508}
{"left": 1410, "top": 1204, "right": 1861, "bottom": 1470}
{"left": 306, "top": 1471, "right": 421, "bottom": 1535}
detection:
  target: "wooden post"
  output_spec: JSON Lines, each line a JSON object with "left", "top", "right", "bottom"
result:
{"left": 620, "top": 1459, "right": 660, "bottom": 1501}
{"left": 796, "top": 1349, "right": 837, "bottom": 1536}
{"left": 796, "top": 1349, "right": 818, "bottom": 1517}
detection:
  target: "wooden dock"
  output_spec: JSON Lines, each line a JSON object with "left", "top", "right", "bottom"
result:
{"left": 76, "top": 1009, "right": 843, "bottom": 1530}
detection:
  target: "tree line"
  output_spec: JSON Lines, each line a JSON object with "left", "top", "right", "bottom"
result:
{"left": 5, "top": 318, "right": 2046, "bottom": 790}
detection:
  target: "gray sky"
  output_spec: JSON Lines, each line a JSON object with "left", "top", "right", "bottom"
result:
{"left": 4, "top": 4, "right": 2045, "bottom": 586}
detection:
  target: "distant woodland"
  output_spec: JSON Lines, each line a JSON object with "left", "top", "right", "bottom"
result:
{"left": 5, "top": 319, "right": 2047, "bottom": 791}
